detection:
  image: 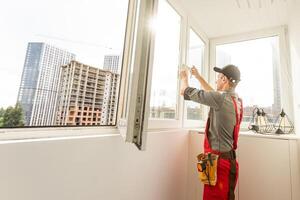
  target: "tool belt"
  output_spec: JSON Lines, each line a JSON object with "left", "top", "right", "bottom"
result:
{"left": 196, "top": 150, "right": 236, "bottom": 186}
{"left": 196, "top": 152, "right": 219, "bottom": 186}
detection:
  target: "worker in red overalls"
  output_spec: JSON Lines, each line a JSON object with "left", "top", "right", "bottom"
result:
{"left": 180, "top": 64, "right": 243, "bottom": 200}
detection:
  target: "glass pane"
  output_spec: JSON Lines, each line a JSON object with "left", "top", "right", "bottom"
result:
{"left": 186, "top": 29, "right": 205, "bottom": 120}
{"left": 0, "top": 0, "right": 129, "bottom": 128}
{"left": 216, "top": 36, "right": 281, "bottom": 125}
{"left": 149, "top": 0, "right": 181, "bottom": 119}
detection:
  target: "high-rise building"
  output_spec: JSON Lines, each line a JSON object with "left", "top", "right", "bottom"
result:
{"left": 17, "top": 42, "right": 75, "bottom": 126}
{"left": 103, "top": 55, "right": 120, "bottom": 74}
{"left": 57, "top": 61, "right": 119, "bottom": 126}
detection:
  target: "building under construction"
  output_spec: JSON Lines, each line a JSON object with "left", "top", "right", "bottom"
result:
{"left": 57, "top": 60, "right": 119, "bottom": 126}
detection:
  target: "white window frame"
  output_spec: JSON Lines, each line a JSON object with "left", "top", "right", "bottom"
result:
{"left": 0, "top": 0, "right": 136, "bottom": 143}
{"left": 183, "top": 16, "right": 209, "bottom": 128}
{"left": 0, "top": 6, "right": 294, "bottom": 148}
{"left": 147, "top": 0, "right": 211, "bottom": 130}
{"left": 147, "top": 0, "right": 187, "bottom": 130}
{"left": 0, "top": 0, "right": 212, "bottom": 145}
{"left": 117, "top": 0, "right": 159, "bottom": 150}
{"left": 209, "top": 26, "right": 294, "bottom": 128}
{"left": 0, "top": 0, "right": 208, "bottom": 148}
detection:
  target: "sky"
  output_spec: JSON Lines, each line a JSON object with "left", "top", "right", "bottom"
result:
{"left": 186, "top": 30, "right": 205, "bottom": 110}
{"left": 150, "top": 0, "right": 181, "bottom": 109}
{"left": 0, "top": 0, "right": 279, "bottom": 112}
{"left": 0, "top": 0, "right": 128, "bottom": 108}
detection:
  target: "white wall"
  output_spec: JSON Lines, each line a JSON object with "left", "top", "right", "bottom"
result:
{"left": 0, "top": 129, "right": 298, "bottom": 200}
{"left": 0, "top": 130, "right": 189, "bottom": 200}
{"left": 288, "top": 0, "right": 300, "bottom": 133}
{"left": 187, "top": 131, "right": 204, "bottom": 200}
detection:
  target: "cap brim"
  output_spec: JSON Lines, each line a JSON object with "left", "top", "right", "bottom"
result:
{"left": 213, "top": 67, "right": 222, "bottom": 73}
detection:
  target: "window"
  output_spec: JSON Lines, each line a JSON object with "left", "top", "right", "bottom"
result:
{"left": 117, "top": 0, "right": 159, "bottom": 150}
{"left": 0, "top": 0, "right": 205, "bottom": 145}
{"left": 215, "top": 36, "right": 282, "bottom": 127}
{"left": 149, "top": 0, "right": 181, "bottom": 120}
{"left": 185, "top": 29, "right": 205, "bottom": 122}
{"left": 0, "top": 0, "right": 129, "bottom": 128}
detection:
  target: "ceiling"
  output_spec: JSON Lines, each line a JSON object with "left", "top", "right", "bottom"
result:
{"left": 182, "top": 0, "right": 293, "bottom": 38}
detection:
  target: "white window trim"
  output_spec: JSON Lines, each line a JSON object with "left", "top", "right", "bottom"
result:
{"left": 182, "top": 16, "right": 210, "bottom": 128}
{"left": 209, "top": 26, "right": 294, "bottom": 124}
{"left": 0, "top": 0, "right": 135, "bottom": 141}
{"left": 148, "top": 1, "right": 213, "bottom": 130}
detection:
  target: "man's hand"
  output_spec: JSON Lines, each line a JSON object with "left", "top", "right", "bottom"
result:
{"left": 191, "top": 66, "right": 201, "bottom": 79}
{"left": 180, "top": 68, "right": 189, "bottom": 80}
{"left": 190, "top": 65, "right": 214, "bottom": 91}
{"left": 180, "top": 69, "right": 189, "bottom": 95}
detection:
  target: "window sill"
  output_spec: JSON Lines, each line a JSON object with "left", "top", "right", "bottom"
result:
{"left": 189, "top": 129, "right": 300, "bottom": 140}
{"left": 0, "top": 126, "right": 192, "bottom": 144}
{"left": 0, "top": 126, "right": 120, "bottom": 143}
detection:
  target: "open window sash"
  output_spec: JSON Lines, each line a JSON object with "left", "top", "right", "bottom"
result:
{"left": 117, "top": 0, "right": 158, "bottom": 150}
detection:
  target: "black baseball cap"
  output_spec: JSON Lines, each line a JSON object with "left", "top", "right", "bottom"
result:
{"left": 214, "top": 64, "right": 241, "bottom": 83}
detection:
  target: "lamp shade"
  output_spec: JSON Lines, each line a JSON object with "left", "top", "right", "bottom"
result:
{"left": 248, "top": 107, "right": 274, "bottom": 134}
{"left": 273, "top": 109, "right": 294, "bottom": 134}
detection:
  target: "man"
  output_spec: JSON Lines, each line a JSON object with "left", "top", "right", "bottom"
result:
{"left": 180, "top": 64, "right": 243, "bottom": 200}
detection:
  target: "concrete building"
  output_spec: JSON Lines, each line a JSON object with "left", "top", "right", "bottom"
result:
{"left": 17, "top": 42, "right": 75, "bottom": 126}
{"left": 57, "top": 61, "right": 119, "bottom": 126}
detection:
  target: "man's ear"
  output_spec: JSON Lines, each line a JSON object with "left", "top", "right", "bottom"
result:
{"left": 222, "top": 76, "right": 227, "bottom": 83}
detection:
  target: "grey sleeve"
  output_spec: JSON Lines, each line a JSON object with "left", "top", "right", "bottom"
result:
{"left": 183, "top": 87, "right": 224, "bottom": 109}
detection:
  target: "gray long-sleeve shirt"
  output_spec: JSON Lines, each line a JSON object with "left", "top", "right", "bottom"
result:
{"left": 184, "top": 87, "right": 242, "bottom": 152}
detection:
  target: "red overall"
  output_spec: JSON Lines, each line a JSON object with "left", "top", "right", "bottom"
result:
{"left": 203, "top": 97, "right": 243, "bottom": 200}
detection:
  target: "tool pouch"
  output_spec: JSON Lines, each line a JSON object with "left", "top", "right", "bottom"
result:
{"left": 196, "top": 152, "right": 219, "bottom": 186}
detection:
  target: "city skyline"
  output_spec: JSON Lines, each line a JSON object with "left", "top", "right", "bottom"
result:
{"left": 11, "top": 42, "right": 121, "bottom": 127}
